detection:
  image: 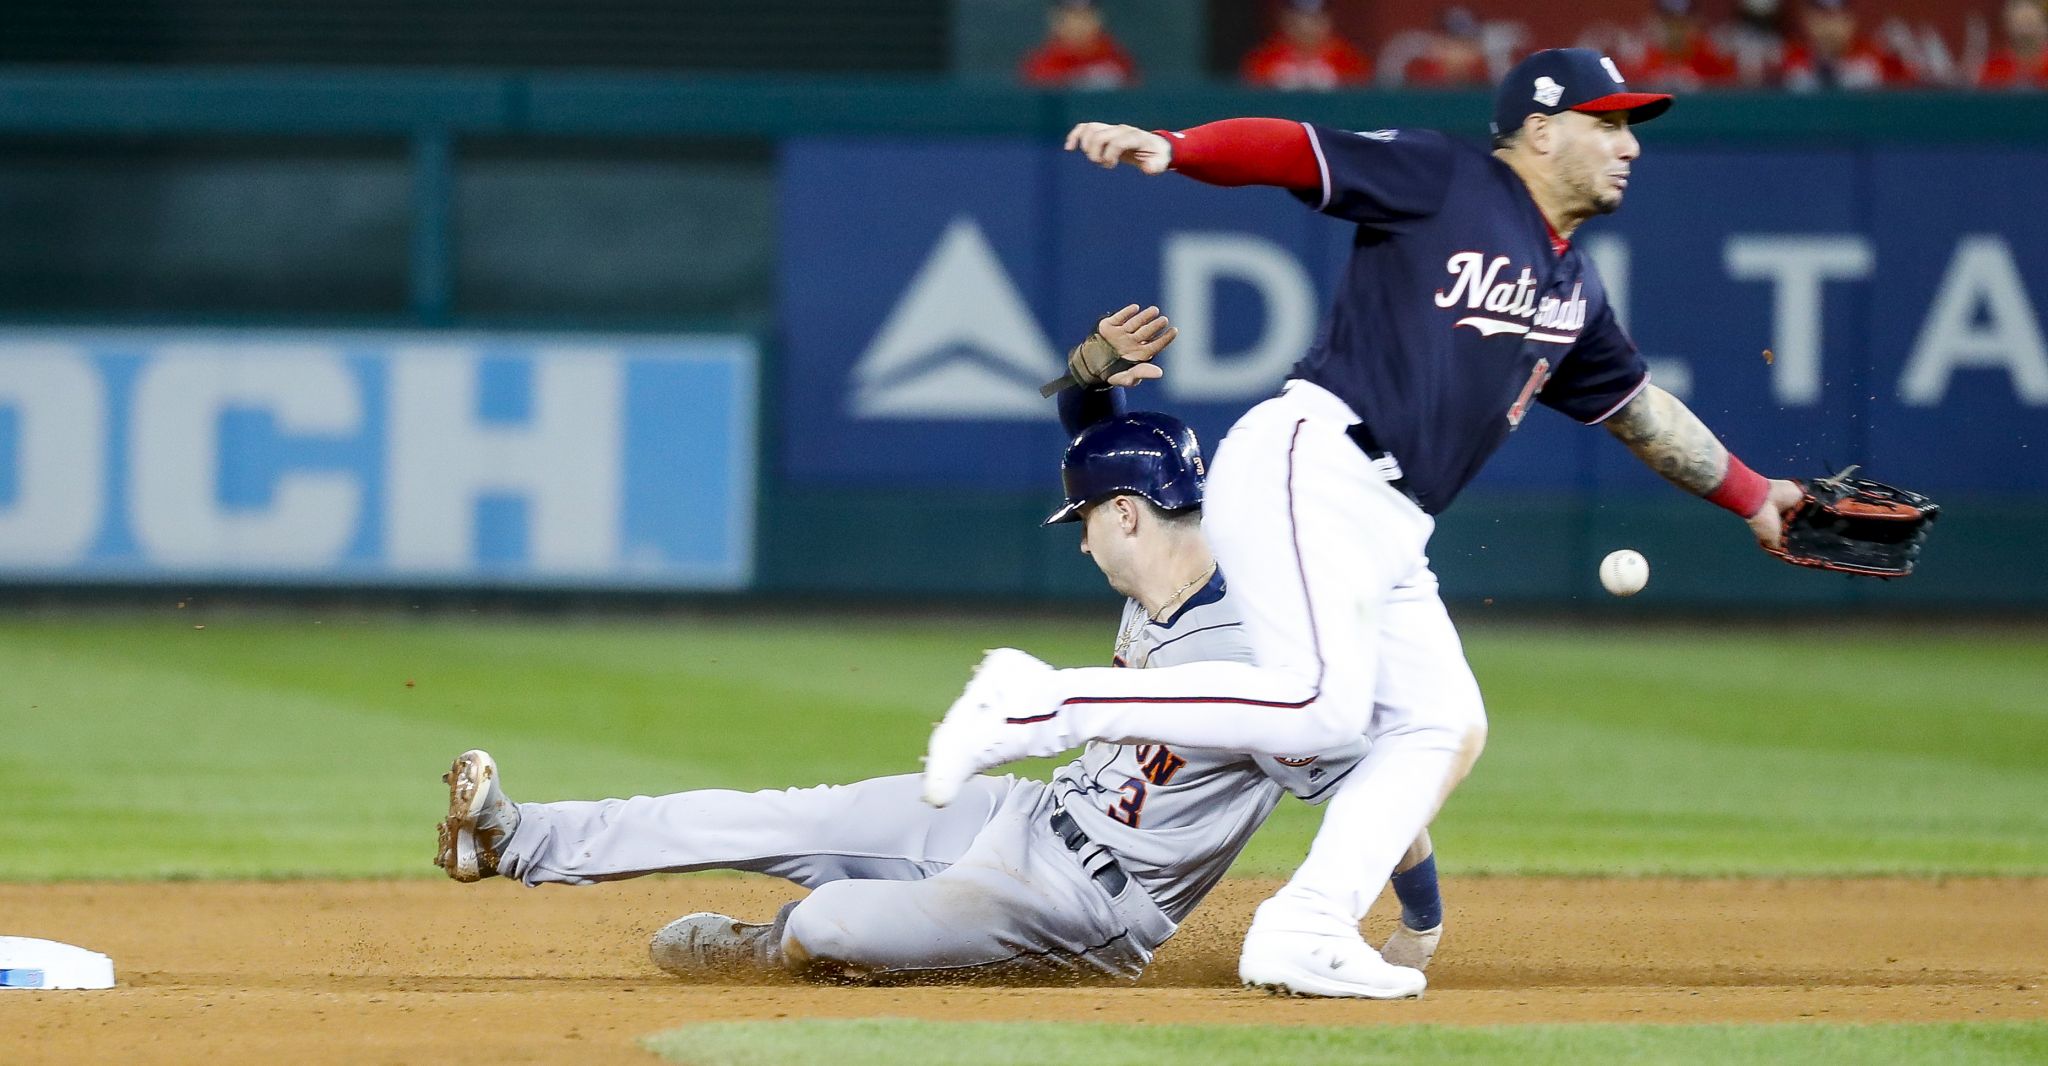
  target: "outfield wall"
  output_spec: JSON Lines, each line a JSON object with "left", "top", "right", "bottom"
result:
{"left": 0, "top": 75, "right": 2042, "bottom": 605}
{"left": 0, "top": 329, "right": 756, "bottom": 589}
{"left": 767, "top": 137, "right": 2048, "bottom": 608}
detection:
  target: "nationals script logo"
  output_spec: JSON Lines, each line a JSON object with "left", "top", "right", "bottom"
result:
{"left": 1433, "top": 251, "right": 1588, "bottom": 345}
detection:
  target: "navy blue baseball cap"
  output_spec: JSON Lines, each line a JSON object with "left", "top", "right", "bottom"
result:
{"left": 1044, "top": 413, "right": 1206, "bottom": 525}
{"left": 1490, "top": 48, "right": 1674, "bottom": 139}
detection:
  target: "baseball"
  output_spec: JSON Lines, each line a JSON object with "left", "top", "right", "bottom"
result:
{"left": 1599, "top": 549, "right": 1649, "bottom": 597}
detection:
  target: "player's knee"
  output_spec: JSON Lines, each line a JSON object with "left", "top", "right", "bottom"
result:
{"left": 1458, "top": 682, "right": 1488, "bottom": 740}
{"left": 777, "top": 891, "right": 864, "bottom": 976}
{"left": 1452, "top": 676, "right": 1489, "bottom": 732}
{"left": 1453, "top": 722, "right": 1487, "bottom": 780}
{"left": 777, "top": 898, "right": 834, "bottom": 964}
{"left": 1421, "top": 680, "right": 1489, "bottom": 762}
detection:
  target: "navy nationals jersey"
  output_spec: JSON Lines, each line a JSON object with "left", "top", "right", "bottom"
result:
{"left": 1290, "top": 125, "right": 1649, "bottom": 514}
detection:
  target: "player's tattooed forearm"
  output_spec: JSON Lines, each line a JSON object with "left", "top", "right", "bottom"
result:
{"left": 1604, "top": 385, "right": 1730, "bottom": 496}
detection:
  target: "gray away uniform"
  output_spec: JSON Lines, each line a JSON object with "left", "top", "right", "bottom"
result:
{"left": 497, "top": 570, "right": 1365, "bottom": 981}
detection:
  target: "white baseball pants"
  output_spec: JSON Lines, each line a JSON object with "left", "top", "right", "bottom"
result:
{"left": 1046, "top": 380, "right": 1488, "bottom": 930}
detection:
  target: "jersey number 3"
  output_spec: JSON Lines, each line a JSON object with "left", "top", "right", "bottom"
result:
{"left": 1507, "top": 358, "right": 1552, "bottom": 428}
{"left": 1109, "top": 744, "right": 1190, "bottom": 828}
{"left": 1109, "top": 778, "right": 1147, "bottom": 827}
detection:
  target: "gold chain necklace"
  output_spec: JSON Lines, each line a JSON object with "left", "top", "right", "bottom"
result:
{"left": 1114, "top": 564, "right": 1217, "bottom": 666}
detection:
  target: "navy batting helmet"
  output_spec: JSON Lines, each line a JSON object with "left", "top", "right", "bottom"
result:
{"left": 1043, "top": 412, "right": 1206, "bottom": 525}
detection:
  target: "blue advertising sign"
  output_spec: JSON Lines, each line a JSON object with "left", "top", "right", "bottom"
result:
{"left": 779, "top": 137, "right": 2048, "bottom": 495}
{"left": 0, "top": 330, "right": 756, "bottom": 587}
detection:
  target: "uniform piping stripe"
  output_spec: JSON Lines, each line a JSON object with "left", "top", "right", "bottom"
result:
{"left": 1298, "top": 758, "right": 1361, "bottom": 802}
{"left": 1586, "top": 371, "right": 1652, "bottom": 425}
{"left": 1147, "top": 621, "right": 1241, "bottom": 655}
{"left": 1061, "top": 694, "right": 1314, "bottom": 709}
{"left": 1285, "top": 417, "right": 1328, "bottom": 697}
{"left": 1302, "top": 122, "right": 1333, "bottom": 211}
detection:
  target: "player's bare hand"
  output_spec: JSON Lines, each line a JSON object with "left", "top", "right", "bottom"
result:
{"left": 1746, "top": 478, "right": 1804, "bottom": 550}
{"left": 1065, "top": 122, "right": 1174, "bottom": 174}
{"left": 1096, "top": 304, "right": 1175, "bottom": 386}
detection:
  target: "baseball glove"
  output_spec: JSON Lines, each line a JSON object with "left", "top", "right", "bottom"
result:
{"left": 1765, "top": 467, "right": 1939, "bottom": 578}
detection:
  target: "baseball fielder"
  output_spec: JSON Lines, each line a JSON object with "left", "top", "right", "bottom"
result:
{"left": 922, "top": 49, "right": 1805, "bottom": 999}
{"left": 433, "top": 310, "right": 1446, "bottom": 983}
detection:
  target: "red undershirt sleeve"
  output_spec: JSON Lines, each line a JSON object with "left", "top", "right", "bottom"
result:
{"left": 1158, "top": 118, "right": 1321, "bottom": 191}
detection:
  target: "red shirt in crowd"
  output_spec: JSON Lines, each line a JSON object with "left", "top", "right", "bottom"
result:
{"left": 1404, "top": 51, "right": 1490, "bottom": 87}
{"left": 1979, "top": 48, "right": 2048, "bottom": 88}
{"left": 1020, "top": 36, "right": 1138, "bottom": 88}
{"left": 1631, "top": 35, "right": 1738, "bottom": 88}
{"left": 1241, "top": 37, "right": 1373, "bottom": 90}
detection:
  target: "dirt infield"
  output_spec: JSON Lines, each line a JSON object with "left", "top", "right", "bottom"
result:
{"left": 5, "top": 877, "right": 2044, "bottom": 1065}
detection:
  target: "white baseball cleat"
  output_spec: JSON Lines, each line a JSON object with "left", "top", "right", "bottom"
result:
{"left": 1380, "top": 922, "right": 1443, "bottom": 972}
{"left": 435, "top": 749, "right": 520, "bottom": 883}
{"left": 921, "top": 647, "right": 1060, "bottom": 807}
{"left": 1239, "top": 928, "right": 1427, "bottom": 999}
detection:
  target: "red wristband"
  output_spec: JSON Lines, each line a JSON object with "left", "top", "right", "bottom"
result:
{"left": 1706, "top": 455, "right": 1770, "bottom": 518}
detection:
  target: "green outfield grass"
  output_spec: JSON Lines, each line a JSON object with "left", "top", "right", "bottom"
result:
{"left": 1, "top": 612, "right": 2043, "bottom": 879}
{"left": 644, "top": 1019, "right": 2048, "bottom": 1066}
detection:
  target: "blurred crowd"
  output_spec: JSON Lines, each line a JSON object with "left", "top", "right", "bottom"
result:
{"left": 1019, "top": 0, "right": 2048, "bottom": 90}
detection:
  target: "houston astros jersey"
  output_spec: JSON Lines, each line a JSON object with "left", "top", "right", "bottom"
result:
{"left": 1289, "top": 125, "right": 1649, "bottom": 514}
{"left": 1049, "top": 570, "right": 1366, "bottom": 922}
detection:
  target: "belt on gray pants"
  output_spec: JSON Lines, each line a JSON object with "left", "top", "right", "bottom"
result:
{"left": 1048, "top": 808, "right": 1130, "bottom": 897}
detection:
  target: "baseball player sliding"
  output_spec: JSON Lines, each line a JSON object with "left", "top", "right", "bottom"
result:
{"left": 922, "top": 48, "right": 1805, "bottom": 999}
{"left": 434, "top": 308, "right": 1447, "bottom": 983}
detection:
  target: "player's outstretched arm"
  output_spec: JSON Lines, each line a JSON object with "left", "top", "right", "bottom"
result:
{"left": 1066, "top": 119, "right": 1323, "bottom": 192}
{"left": 1603, "top": 384, "right": 1801, "bottom": 550}
{"left": 1065, "top": 123, "right": 1175, "bottom": 173}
